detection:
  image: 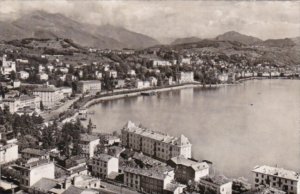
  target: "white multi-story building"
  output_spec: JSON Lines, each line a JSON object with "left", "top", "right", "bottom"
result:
{"left": 109, "top": 70, "right": 118, "bottom": 78}
{"left": 121, "top": 121, "right": 192, "bottom": 161}
{"left": 176, "top": 72, "right": 194, "bottom": 84}
{"left": 37, "top": 73, "right": 49, "bottom": 81}
{"left": 1, "top": 95, "right": 41, "bottom": 113}
{"left": 33, "top": 86, "right": 64, "bottom": 108}
{"left": 91, "top": 154, "right": 119, "bottom": 178}
{"left": 0, "top": 135, "right": 18, "bottom": 164}
{"left": 124, "top": 166, "right": 175, "bottom": 194}
{"left": 18, "top": 71, "right": 30, "bottom": 80}
{"left": 79, "top": 134, "right": 100, "bottom": 158}
{"left": 17, "top": 159, "right": 55, "bottom": 187}
{"left": 152, "top": 60, "right": 172, "bottom": 67}
{"left": 77, "top": 80, "right": 101, "bottom": 94}
{"left": 1, "top": 55, "right": 16, "bottom": 75}
{"left": 252, "top": 165, "right": 300, "bottom": 194}
{"left": 135, "top": 80, "right": 151, "bottom": 89}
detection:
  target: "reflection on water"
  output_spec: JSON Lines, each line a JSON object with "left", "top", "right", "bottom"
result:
{"left": 88, "top": 80, "right": 300, "bottom": 179}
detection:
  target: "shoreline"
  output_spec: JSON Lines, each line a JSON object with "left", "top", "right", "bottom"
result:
{"left": 83, "top": 76, "right": 299, "bottom": 109}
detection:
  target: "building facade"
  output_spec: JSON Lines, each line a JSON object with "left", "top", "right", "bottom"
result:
{"left": 79, "top": 134, "right": 100, "bottom": 158}
{"left": 77, "top": 80, "right": 101, "bottom": 94}
{"left": 176, "top": 72, "right": 194, "bottom": 84}
{"left": 33, "top": 86, "right": 63, "bottom": 108}
{"left": 91, "top": 154, "right": 119, "bottom": 178}
{"left": 169, "top": 156, "right": 209, "bottom": 184}
{"left": 124, "top": 166, "right": 175, "bottom": 194}
{"left": 252, "top": 165, "right": 300, "bottom": 194}
{"left": 121, "top": 121, "right": 192, "bottom": 162}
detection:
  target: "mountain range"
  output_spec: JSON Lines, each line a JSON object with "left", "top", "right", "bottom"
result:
{"left": 0, "top": 10, "right": 159, "bottom": 49}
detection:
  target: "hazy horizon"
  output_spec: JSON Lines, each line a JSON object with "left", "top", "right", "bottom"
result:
{"left": 0, "top": 0, "right": 299, "bottom": 43}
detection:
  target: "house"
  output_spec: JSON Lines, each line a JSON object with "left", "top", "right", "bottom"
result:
{"left": 91, "top": 154, "right": 119, "bottom": 179}
{"left": 121, "top": 121, "right": 192, "bottom": 161}
{"left": 114, "top": 79, "right": 125, "bottom": 89}
{"left": 109, "top": 70, "right": 117, "bottom": 78}
{"left": 124, "top": 166, "right": 175, "bottom": 194}
{"left": 29, "top": 178, "right": 64, "bottom": 194}
{"left": 168, "top": 156, "right": 209, "bottom": 184}
{"left": 0, "top": 55, "right": 16, "bottom": 75}
{"left": 199, "top": 176, "right": 232, "bottom": 194}
{"left": 148, "top": 77, "right": 158, "bottom": 86}
{"left": 164, "top": 182, "right": 187, "bottom": 194}
{"left": 12, "top": 80, "right": 21, "bottom": 88}
{"left": 37, "top": 73, "right": 49, "bottom": 81}
{"left": 79, "top": 134, "right": 100, "bottom": 158}
{"left": 18, "top": 71, "right": 30, "bottom": 80}
{"left": 59, "top": 87, "right": 73, "bottom": 97}
{"left": 62, "top": 185, "right": 98, "bottom": 194}
{"left": 127, "top": 70, "right": 136, "bottom": 76}
{"left": 77, "top": 80, "right": 101, "bottom": 94}
{"left": 21, "top": 148, "right": 49, "bottom": 161}
{"left": 152, "top": 60, "right": 172, "bottom": 67}
{"left": 135, "top": 80, "right": 150, "bottom": 89}
{"left": 0, "top": 138, "right": 18, "bottom": 164}
{"left": 176, "top": 72, "right": 194, "bottom": 84}
{"left": 218, "top": 73, "right": 229, "bottom": 83}
{"left": 252, "top": 165, "right": 300, "bottom": 194}
{"left": 15, "top": 159, "right": 55, "bottom": 187}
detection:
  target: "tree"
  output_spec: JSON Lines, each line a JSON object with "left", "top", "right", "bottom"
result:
{"left": 87, "top": 119, "right": 93, "bottom": 134}
{"left": 40, "top": 101, "right": 44, "bottom": 111}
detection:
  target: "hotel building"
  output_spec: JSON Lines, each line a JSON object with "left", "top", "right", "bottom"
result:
{"left": 121, "top": 121, "right": 192, "bottom": 162}
{"left": 252, "top": 165, "right": 300, "bottom": 194}
{"left": 33, "top": 86, "right": 64, "bottom": 108}
{"left": 77, "top": 80, "right": 101, "bottom": 94}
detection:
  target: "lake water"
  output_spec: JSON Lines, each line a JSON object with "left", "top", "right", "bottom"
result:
{"left": 87, "top": 79, "right": 300, "bottom": 179}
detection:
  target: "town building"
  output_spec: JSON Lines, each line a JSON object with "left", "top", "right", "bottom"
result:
{"left": 121, "top": 121, "right": 192, "bottom": 161}
{"left": 176, "top": 72, "right": 194, "bottom": 84}
{"left": 77, "top": 80, "right": 101, "bottom": 94}
{"left": 168, "top": 156, "right": 209, "bottom": 184}
{"left": 33, "top": 86, "right": 63, "bottom": 108}
{"left": 21, "top": 148, "right": 49, "bottom": 161}
{"left": 18, "top": 71, "right": 30, "bottom": 80}
{"left": 152, "top": 60, "right": 172, "bottom": 67}
{"left": 252, "top": 165, "right": 300, "bottom": 194}
{"left": 109, "top": 70, "right": 118, "bottom": 78}
{"left": 124, "top": 166, "right": 175, "bottom": 194}
{"left": 199, "top": 176, "right": 233, "bottom": 194}
{"left": 1, "top": 95, "right": 41, "bottom": 113}
{"left": 114, "top": 79, "right": 125, "bottom": 88}
{"left": 37, "top": 73, "right": 49, "bottom": 81}
{"left": 59, "top": 87, "right": 73, "bottom": 97}
{"left": 149, "top": 77, "right": 158, "bottom": 86}
{"left": 15, "top": 159, "right": 55, "bottom": 187}
{"left": 91, "top": 154, "right": 119, "bottom": 178}
{"left": 135, "top": 80, "right": 150, "bottom": 89}
{"left": 0, "top": 138, "right": 18, "bottom": 164}
{"left": 0, "top": 55, "right": 16, "bottom": 75}
{"left": 78, "top": 134, "right": 100, "bottom": 158}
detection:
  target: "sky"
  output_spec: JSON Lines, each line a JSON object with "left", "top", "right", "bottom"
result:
{"left": 0, "top": 0, "right": 299, "bottom": 43}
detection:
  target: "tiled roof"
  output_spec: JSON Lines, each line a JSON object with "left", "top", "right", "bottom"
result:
{"left": 252, "top": 165, "right": 300, "bottom": 181}
{"left": 170, "top": 156, "right": 209, "bottom": 171}
{"left": 21, "top": 148, "right": 47, "bottom": 156}
{"left": 80, "top": 134, "right": 99, "bottom": 142}
{"left": 124, "top": 165, "right": 174, "bottom": 180}
{"left": 123, "top": 121, "right": 191, "bottom": 146}
{"left": 31, "top": 178, "right": 58, "bottom": 192}
{"left": 93, "top": 154, "right": 116, "bottom": 162}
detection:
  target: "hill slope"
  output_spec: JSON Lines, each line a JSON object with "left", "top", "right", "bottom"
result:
{"left": 216, "top": 31, "right": 262, "bottom": 45}
{"left": 0, "top": 10, "right": 159, "bottom": 49}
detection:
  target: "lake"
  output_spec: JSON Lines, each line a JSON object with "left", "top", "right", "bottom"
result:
{"left": 87, "top": 79, "right": 300, "bottom": 179}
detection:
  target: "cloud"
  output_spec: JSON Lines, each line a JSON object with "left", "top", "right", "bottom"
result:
{"left": 0, "top": 0, "right": 299, "bottom": 41}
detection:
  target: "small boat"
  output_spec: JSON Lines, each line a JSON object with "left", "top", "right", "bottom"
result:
{"left": 141, "top": 91, "right": 157, "bottom": 96}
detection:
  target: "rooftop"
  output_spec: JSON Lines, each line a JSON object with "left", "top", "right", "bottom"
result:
{"left": 123, "top": 121, "right": 191, "bottom": 146}
{"left": 93, "top": 153, "right": 117, "bottom": 162}
{"left": 170, "top": 156, "right": 209, "bottom": 171}
{"left": 124, "top": 165, "right": 174, "bottom": 180}
{"left": 21, "top": 148, "right": 47, "bottom": 156}
{"left": 31, "top": 178, "right": 59, "bottom": 192}
{"left": 80, "top": 134, "right": 99, "bottom": 142}
{"left": 252, "top": 165, "right": 300, "bottom": 181}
